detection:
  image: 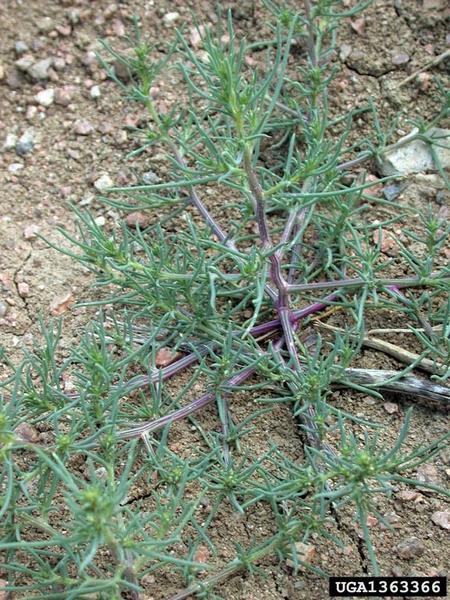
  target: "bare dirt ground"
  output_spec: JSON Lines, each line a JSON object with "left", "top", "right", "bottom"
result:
{"left": 0, "top": 1, "right": 449, "bottom": 599}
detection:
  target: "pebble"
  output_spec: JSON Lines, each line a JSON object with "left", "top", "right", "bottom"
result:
{"left": 8, "top": 162, "right": 24, "bottom": 173}
{"left": 113, "top": 59, "right": 130, "bottom": 82}
{"left": 54, "top": 86, "right": 74, "bottom": 106}
{"left": 28, "top": 57, "right": 53, "bottom": 81}
{"left": 142, "top": 170, "right": 160, "bottom": 184}
{"left": 94, "top": 174, "right": 113, "bottom": 191}
{"left": 6, "top": 68, "right": 24, "bottom": 89}
{"left": 416, "top": 463, "right": 441, "bottom": 487}
{"left": 15, "top": 55, "right": 34, "bottom": 72}
{"left": 286, "top": 542, "right": 316, "bottom": 568}
{"left": 73, "top": 119, "right": 94, "bottom": 135}
{"left": 67, "top": 8, "right": 81, "bottom": 24}
{"left": 0, "top": 63, "right": 4, "bottom": 81}
{"left": 396, "top": 536, "right": 425, "bottom": 559}
{"left": 94, "top": 215, "right": 106, "bottom": 226}
{"left": 49, "top": 292, "right": 74, "bottom": 316}
{"left": 56, "top": 24, "right": 72, "bottom": 37}
{"left": 380, "top": 128, "right": 450, "bottom": 176}
{"left": 36, "top": 16, "right": 55, "bottom": 33}
{"left": 90, "top": 84, "right": 101, "bottom": 99}
{"left": 383, "top": 183, "right": 405, "bottom": 201}
{"left": 15, "top": 40, "right": 29, "bottom": 55}
{"left": 26, "top": 105, "right": 38, "bottom": 120}
{"left": 3, "top": 133, "right": 18, "bottom": 151}
{"left": 23, "top": 224, "right": 39, "bottom": 240}
{"left": 79, "top": 194, "right": 94, "bottom": 206}
{"left": 35, "top": 88, "right": 55, "bottom": 107}
{"left": 163, "top": 12, "right": 180, "bottom": 26}
{"left": 383, "top": 401, "right": 399, "bottom": 414}
{"left": 15, "top": 129, "right": 36, "bottom": 156}
{"left": 155, "top": 347, "right": 179, "bottom": 367}
{"left": 0, "top": 302, "right": 8, "bottom": 317}
{"left": 339, "top": 43, "right": 352, "bottom": 61}
{"left": 18, "top": 282, "right": 30, "bottom": 298}
{"left": 431, "top": 511, "right": 450, "bottom": 530}
{"left": 14, "top": 422, "right": 39, "bottom": 443}
{"left": 392, "top": 52, "right": 410, "bottom": 65}
{"left": 125, "top": 211, "right": 151, "bottom": 229}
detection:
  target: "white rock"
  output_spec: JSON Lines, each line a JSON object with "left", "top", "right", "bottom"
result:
{"left": 3, "top": 133, "right": 18, "bottom": 151}
{"left": 163, "top": 12, "right": 180, "bottom": 26}
{"left": 35, "top": 88, "right": 55, "bottom": 107}
{"left": 90, "top": 85, "right": 101, "bottom": 99}
{"left": 380, "top": 128, "right": 450, "bottom": 176}
{"left": 8, "top": 162, "right": 24, "bottom": 173}
{"left": 94, "top": 215, "right": 106, "bottom": 226}
{"left": 94, "top": 174, "right": 114, "bottom": 192}
{"left": 27, "top": 57, "right": 53, "bottom": 81}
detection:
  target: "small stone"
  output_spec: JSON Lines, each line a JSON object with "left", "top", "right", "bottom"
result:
{"left": 392, "top": 52, "right": 410, "bottom": 66}
{"left": 94, "top": 174, "right": 113, "bottom": 192}
{"left": 79, "top": 194, "right": 94, "bottom": 207}
{"left": 56, "top": 24, "right": 72, "bottom": 37}
{"left": 163, "top": 12, "right": 180, "bottom": 26}
{"left": 0, "top": 302, "right": 8, "bottom": 317}
{"left": 383, "top": 183, "right": 405, "bottom": 201}
{"left": 26, "top": 105, "right": 38, "bottom": 120}
{"left": 50, "top": 292, "right": 74, "bottom": 316}
{"left": 189, "top": 26, "right": 204, "bottom": 48}
{"left": 142, "top": 170, "right": 160, "bottom": 185}
{"left": 0, "top": 63, "right": 4, "bottom": 81}
{"left": 28, "top": 57, "right": 53, "bottom": 80}
{"left": 15, "top": 40, "right": 29, "bottom": 55}
{"left": 8, "top": 162, "right": 24, "bottom": 174}
{"left": 23, "top": 224, "right": 39, "bottom": 240}
{"left": 18, "top": 282, "right": 30, "bottom": 298}
{"left": 125, "top": 211, "right": 151, "bottom": 229}
{"left": 54, "top": 86, "right": 74, "bottom": 106}
{"left": 351, "top": 17, "right": 366, "bottom": 35}
{"left": 15, "top": 55, "right": 35, "bottom": 72}
{"left": 416, "top": 72, "right": 432, "bottom": 91}
{"left": 94, "top": 466, "right": 108, "bottom": 480}
{"left": 431, "top": 511, "right": 450, "bottom": 530}
{"left": 90, "top": 84, "right": 101, "bottom": 99}
{"left": 416, "top": 463, "right": 441, "bottom": 487}
{"left": 67, "top": 8, "right": 81, "bottom": 24}
{"left": 3, "top": 133, "right": 18, "bottom": 151}
{"left": 286, "top": 542, "right": 316, "bottom": 568}
{"left": 15, "top": 129, "right": 36, "bottom": 156}
{"left": 35, "top": 88, "right": 55, "bottom": 107}
{"left": 383, "top": 402, "right": 399, "bottom": 414}
{"left": 366, "top": 514, "right": 378, "bottom": 527}
{"left": 94, "top": 215, "right": 106, "bottom": 226}
{"left": 53, "top": 57, "right": 66, "bottom": 71}
{"left": 73, "top": 119, "right": 94, "bottom": 135}
{"left": 113, "top": 59, "right": 131, "bottom": 82}
{"left": 14, "top": 423, "right": 39, "bottom": 443}
{"left": 111, "top": 18, "right": 125, "bottom": 37}
{"left": 36, "top": 17, "right": 54, "bottom": 33}
{"left": 6, "top": 68, "right": 24, "bottom": 89}
{"left": 380, "top": 128, "right": 450, "bottom": 176}
{"left": 339, "top": 43, "right": 352, "bottom": 61}
{"left": 155, "top": 347, "right": 179, "bottom": 367}
{"left": 396, "top": 537, "right": 425, "bottom": 560}
{"left": 396, "top": 490, "right": 421, "bottom": 502}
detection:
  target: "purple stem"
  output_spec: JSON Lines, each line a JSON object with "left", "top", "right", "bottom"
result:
{"left": 117, "top": 365, "right": 257, "bottom": 439}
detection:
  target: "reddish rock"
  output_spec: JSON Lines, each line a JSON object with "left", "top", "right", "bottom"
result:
{"left": 125, "top": 211, "right": 151, "bottom": 229}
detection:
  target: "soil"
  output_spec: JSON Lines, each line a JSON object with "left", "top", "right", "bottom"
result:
{"left": 0, "top": 1, "right": 449, "bottom": 599}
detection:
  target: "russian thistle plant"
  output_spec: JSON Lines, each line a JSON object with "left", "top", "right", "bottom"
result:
{"left": 1, "top": 1, "right": 449, "bottom": 598}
